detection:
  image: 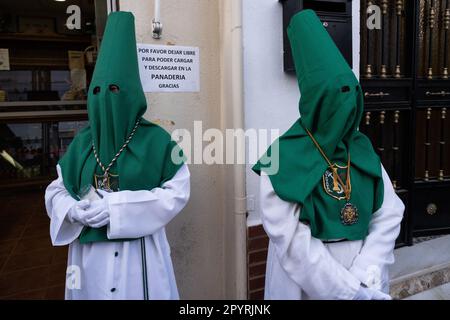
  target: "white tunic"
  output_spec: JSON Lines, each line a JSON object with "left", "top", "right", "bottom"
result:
{"left": 45, "top": 164, "right": 190, "bottom": 300}
{"left": 260, "top": 166, "right": 405, "bottom": 300}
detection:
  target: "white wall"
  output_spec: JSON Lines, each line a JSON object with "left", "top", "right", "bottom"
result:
{"left": 120, "top": 0, "right": 226, "bottom": 299}
{"left": 243, "top": 0, "right": 361, "bottom": 226}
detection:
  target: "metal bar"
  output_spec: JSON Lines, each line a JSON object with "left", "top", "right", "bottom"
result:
{"left": 424, "top": 108, "right": 432, "bottom": 180}
{"left": 380, "top": 0, "right": 389, "bottom": 77}
{"left": 443, "top": 0, "right": 449, "bottom": 78}
{"left": 365, "top": 111, "right": 372, "bottom": 126}
{"left": 365, "top": 91, "right": 391, "bottom": 97}
{"left": 395, "top": 0, "right": 403, "bottom": 78}
{"left": 366, "top": 1, "right": 374, "bottom": 78}
{"left": 378, "top": 111, "right": 386, "bottom": 162}
{"left": 153, "top": 0, "right": 163, "bottom": 39}
{"left": 425, "top": 90, "right": 450, "bottom": 96}
{"left": 427, "top": 0, "right": 436, "bottom": 79}
{"left": 392, "top": 110, "right": 400, "bottom": 188}
{"left": 439, "top": 107, "right": 447, "bottom": 180}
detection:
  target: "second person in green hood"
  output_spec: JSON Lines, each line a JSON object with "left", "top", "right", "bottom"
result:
{"left": 253, "top": 10, "right": 405, "bottom": 300}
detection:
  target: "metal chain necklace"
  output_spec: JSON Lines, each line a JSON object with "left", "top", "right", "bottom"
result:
{"left": 304, "top": 127, "right": 358, "bottom": 226}
{"left": 92, "top": 118, "right": 141, "bottom": 190}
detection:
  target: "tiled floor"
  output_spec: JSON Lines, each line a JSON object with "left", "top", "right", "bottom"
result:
{"left": 0, "top": 190, "right": 67, "bottom": 299}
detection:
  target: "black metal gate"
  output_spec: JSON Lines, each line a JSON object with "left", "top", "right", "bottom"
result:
{"left": 360, "top": 0, "right": 450, "bottom": 246}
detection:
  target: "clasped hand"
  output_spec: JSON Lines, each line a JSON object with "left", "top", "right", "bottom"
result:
{"left": 68, "top": 190, "right": 110, "bottom": 228}
{"left": 354, "top": 286, "right": 392, "bottom": 300}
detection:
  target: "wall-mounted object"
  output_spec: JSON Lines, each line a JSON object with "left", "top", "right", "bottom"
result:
{"left": 280, "top": 0, "right": 353, "bottom": 72}
{"left": 152, "top": 0, "right": 162, "bottom": 39}
{"left": 0, "top": 48, "right": 10, "bottom": 71}
{"left": 106, "top": 0, "right": 119, "bottom": 14}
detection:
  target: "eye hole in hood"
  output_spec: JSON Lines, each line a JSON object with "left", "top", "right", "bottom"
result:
{"left": 93, "top": 86, "right": 101, "bottom": 95}
{"left": 341, "top": 85, "right": 350, "bottom": 93}
{"left": 109, "top": 84, "right": 120, "bottom": 93}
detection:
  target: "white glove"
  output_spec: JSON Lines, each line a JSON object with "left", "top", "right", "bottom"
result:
{"left": 353, "top": 286, "right": 392, "bottom": 300}
{"left": 83, "top": 197, "right": 110, "bottom": 228}
{"left": 67, "top": 199, "right": 90, "bottom": 224}
{"left": 68, "top": 197, "right": 110, "bottom": 228}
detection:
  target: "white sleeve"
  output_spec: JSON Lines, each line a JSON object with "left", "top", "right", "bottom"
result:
{"left": 45, "top": 165, "right": 84, "bottom": 246}
{"left": 260, "top": 173, "right": 361, "bottom": 300}
{"left": 349, "top": 166, "right": 405, "bottom": 289}
{"left": 106, "top": 164, "right": 190, "bottom": 239}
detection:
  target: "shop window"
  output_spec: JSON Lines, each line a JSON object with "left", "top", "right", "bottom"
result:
{"left": 0, "top": 0, "right": 109, "bottom": 189}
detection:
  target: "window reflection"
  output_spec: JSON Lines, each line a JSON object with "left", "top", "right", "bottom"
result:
{"left": 0, "top": 70, "right": 73, "bottom": 102}
{"left": 0, "top": 120, "right": 87, "bottom": 183}
{"left": 0, "top": 71, "right": 32, "bottom": 102}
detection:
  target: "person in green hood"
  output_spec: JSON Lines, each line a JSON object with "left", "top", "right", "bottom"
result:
{"left": 253, "top": 10, "right": 404, "bottom": 300}
{"left": 45, "top": 11, "right": 190, "bottom": 300}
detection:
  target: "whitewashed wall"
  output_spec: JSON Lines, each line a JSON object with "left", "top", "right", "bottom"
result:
{"left": 243, "top": 0, "right": 361, "bottom": 226}
{"left": 120, "top": 0, "right": 226, "bottom": 299}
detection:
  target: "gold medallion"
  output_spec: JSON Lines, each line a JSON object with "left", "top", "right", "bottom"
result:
{"left": 304, "top": 127, "right": 357, "bottom": 227}
{"left": 340, "top": 202, "right": 358, "bottom": 225}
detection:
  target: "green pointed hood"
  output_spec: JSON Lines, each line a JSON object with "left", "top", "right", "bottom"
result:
{"left": 253, "top": 10, "right": 384, "bottom": 240}
{"left": 59, "top": 11, "right": 184, "bottom": 243}
{"left": 88, "top": 11, "right": 147, "bottom": 166}
{"left": 290, "top": 9, "right": 363, "bottom": 155}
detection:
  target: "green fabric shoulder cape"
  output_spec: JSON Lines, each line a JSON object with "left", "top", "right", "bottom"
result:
{"left": 253, "top": 10, "right": 384, "bottom": 240}
{"left": 59, "top": 12, "right": 183, "bottom": 243}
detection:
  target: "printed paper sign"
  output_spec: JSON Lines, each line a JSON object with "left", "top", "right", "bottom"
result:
{"left": 0, "top": 49, "right": 10, "bottom": 71}
{"left": 137, "top": 44, "right": 200, "bottom": 93}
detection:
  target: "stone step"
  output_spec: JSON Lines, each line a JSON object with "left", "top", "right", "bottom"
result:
{"left": 404, "top": 282, "right": 450, "bottom": 300}
{"left": 389, "top": 235, "right": 450, "bottom": 300}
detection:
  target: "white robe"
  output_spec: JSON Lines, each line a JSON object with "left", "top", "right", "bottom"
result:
{"left": 45, "top": 164, "right": 190, "bottom": 300}
{"left": 260, "top": 166, "right": 405, "bottom": 300}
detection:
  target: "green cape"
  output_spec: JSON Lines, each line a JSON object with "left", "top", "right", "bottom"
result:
{"left": 59, "top": 12, "right": 183, "bottom": 243}
{"left": 253, "top": 10, "right": 383, "bottom": 240}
